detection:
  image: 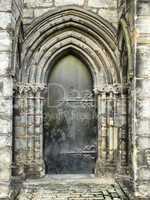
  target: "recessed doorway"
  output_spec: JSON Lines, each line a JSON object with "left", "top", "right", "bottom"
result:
{"left": 44, "top": 54, "right": 97, "bottom": 174}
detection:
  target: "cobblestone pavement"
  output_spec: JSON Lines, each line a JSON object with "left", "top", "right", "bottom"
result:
{"left": 16, "top": 176, "right": 130, "bottom": 200}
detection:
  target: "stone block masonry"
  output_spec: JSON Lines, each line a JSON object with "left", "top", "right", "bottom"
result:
{"left": 0, "top": 0, "right": 23, "bottom": 199}
{"left": 133, "top": 1, "right": 150, "bottom": 198}
{"left": 0, "top": 1, "right": 13, "bottom": 199}
{"left": 0, "top": 0, "right": 150, "bottom": 200}
{"left": 23, "top": 0, "right": 118, "bottom": 28}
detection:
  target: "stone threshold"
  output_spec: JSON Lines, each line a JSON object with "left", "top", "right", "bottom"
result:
{"left": 24, "top": 174, "right": 116, "bottom": 186}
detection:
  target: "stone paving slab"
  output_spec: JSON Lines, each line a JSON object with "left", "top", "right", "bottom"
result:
{"left": 15, "top": 177, "right": 130, "bottom": 200}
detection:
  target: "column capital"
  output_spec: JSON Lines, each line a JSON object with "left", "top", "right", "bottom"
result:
{"left": 93, "top": 84, "right": 121, "bottom": 95}
{"left": 93, "top": 83, "right": 130, "bottom": 95}
{"left": 14, "top": 83, "right": 47, "bottom": 96}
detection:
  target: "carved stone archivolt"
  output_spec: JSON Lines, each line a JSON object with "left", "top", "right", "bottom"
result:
{"left": 19, "top": 6, "right": 120, "bottom": 87}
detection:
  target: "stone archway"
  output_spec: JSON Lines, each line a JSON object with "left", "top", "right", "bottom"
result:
{"left": 13, "top": 6, "right": 128, "bottom": 178}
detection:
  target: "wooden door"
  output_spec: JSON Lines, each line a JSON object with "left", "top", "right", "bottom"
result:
{"left": 44, "top": 55, "right": 97, "bottom": 174}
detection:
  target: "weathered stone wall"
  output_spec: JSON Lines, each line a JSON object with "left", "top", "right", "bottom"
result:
{"left": 117, "top": 0, "right": 134, "bottom": 181}
{"left": 23, "top": 0, "right": 118, "bottom": 29}
{"left": 0, "top": 0, "right": 13, "bottom": 198}
{"left": 0, "top": 0, "right": 23, "bottom": 199}
{"left": 0, "top": 0, "right": 150, "bottom": 199}
{"left": 133, "top": 1, "right": 150, "bottom": 199}
{"left": 119, "top": 0, "right": 150, "bottom": 199}
{"left": 113, "top": 1, "right": 150, "bottom": 199}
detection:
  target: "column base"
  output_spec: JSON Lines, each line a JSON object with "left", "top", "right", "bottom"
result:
{"left": 95, "top": 160, "right": 117, "bottom": 177}
{"left": 12, "top": 164, "right": 25, "bottom": 179}
{"left": 24, "top": 161, "right": 45, "bottom": 178}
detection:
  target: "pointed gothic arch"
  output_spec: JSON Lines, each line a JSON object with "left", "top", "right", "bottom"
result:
{"left": 19, "top": 6, "right": 120, "bottom": 85}
{"left": 13, "top": 6, "right": 129, "bottom": 178}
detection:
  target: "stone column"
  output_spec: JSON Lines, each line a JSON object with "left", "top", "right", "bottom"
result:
{"left": 95, "top": 85, "right": 123, "bottom": 176}
{"left": 14, "top": 84, "right": 46, "bottom": 178}
{"left": 24, "top": 90, "right": 35, "bottom": 176}
{"left": 13, "top": 89, "right": 27, "bottom": 178}
{"left": 114, "top": 91, "right": 121, "bottom": 173}
{"left": 106, "top": 86, "right": 121, "bottom": 174}
{"left": 95, "top": 89, "right": 107, "bottom": 175}
{"left": 107, "top": 91, "right": 114, "bottom": 163}
{"left": 100, "top": 92, "right": 107, "bottom": 161}
{"left": 112, "top": 86, "right": 129, "bottom": 175}
{"left": 120, "top": 92, "right": 128, "bottom": 174}
{"left": 34, "top": 88, "right": 45, "bottom": 177}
